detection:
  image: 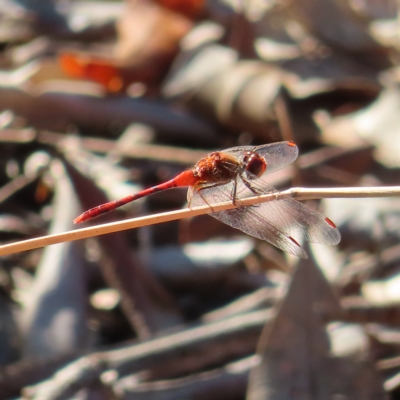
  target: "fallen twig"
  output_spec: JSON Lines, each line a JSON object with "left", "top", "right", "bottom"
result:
{"left": 22, "top": 310, "right": 271, "bottom": 400}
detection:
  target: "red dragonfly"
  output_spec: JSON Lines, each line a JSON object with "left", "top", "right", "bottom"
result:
{"left": 74, "top": 141, "right": 340, "bottom": 258}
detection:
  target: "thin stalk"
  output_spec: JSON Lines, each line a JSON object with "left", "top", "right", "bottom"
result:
{"left": 1, "top": 186, "right": 400, "bottom": 256}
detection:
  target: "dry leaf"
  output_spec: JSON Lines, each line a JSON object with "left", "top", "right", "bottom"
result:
{"left": 247, "top": 257, "right": 386, "bottom": 400}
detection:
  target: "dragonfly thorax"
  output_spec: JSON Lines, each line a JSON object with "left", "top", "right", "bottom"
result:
{"left": 194, "top": 151, "right": 240, "bottom": 184}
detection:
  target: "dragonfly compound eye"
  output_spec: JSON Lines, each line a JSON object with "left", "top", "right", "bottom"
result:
{"left": 244, "top": 152, "right": 267, "bottom": 178}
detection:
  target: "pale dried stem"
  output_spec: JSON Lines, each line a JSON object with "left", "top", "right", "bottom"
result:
{"left": 1, "top": 186, "right": 400, "bottom": 256}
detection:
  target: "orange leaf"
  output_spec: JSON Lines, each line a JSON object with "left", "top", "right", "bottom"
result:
{"left": 59, "top": 52, "right": 124, "bottom": 92}
{"left": 154, "top": 0, "right": 204, "bottom": 18}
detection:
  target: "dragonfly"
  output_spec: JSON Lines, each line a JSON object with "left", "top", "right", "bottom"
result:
{"left": 74, "top": 141, "right": 340, "bottom": 258}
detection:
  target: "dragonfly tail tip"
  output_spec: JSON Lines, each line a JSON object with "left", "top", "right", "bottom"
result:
{"left": 73, "top": 215, "right": 84, "bottom": 224}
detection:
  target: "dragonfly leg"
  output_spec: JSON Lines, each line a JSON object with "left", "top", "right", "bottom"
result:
{"left": 231, "top": 175, "right": 238, "bottom": 205}
{"left": 236, "top": 174, "right": 272, "bottom": 208}
{"left": 240, "top": 174, "right": 263, "bottom": 195}
{"left": 230, "top": 175, "right": 250, "bottom": 206}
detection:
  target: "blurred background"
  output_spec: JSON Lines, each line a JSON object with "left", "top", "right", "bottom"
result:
{"left": 0, "top": 0, "right": 400, "bottom": 398}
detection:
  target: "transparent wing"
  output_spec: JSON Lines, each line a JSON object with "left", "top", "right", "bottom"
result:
{"left": 188, "top": 176, "right": 340, "bottom": 258}
{"left": 222, "top": 141, "right": 298, "bottom": 175}
{"left": 189, "top": 183, "right": 307, "bottom": 258}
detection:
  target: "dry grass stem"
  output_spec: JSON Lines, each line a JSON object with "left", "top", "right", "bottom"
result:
{"left": 1, "top": 185, "right": 400, "bottom": 256}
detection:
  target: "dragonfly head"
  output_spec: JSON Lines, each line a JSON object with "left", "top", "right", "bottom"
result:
{"left": 243, "top": 151, "right": 267, "bottom": 179}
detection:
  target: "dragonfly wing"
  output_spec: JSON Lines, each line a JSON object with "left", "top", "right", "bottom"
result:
{"left": 188, "top": 183, "right": 308, "bottom": 258}
{"left": 235, "top": 174, "right": 341, "bottom": 246}
{"left": 259, "top": 196, "right": 341, "bottom": 245}
{"left": 188, "top": 177, "right": 340, "bottom": 257}
{"left": 223, "top": 141, "right": 298, "bottom": 175}
{"left": 213, "top": 206, "right": 309, "bottom": 258}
